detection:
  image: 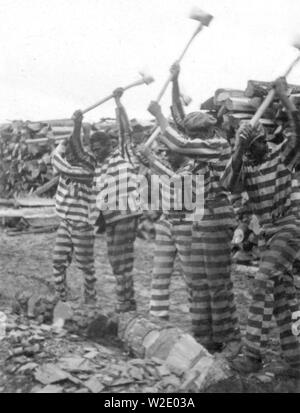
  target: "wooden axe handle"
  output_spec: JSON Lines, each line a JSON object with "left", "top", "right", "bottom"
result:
{"left": 250, "top": 54, "right": 300, "bottom": 127}
{"left": 144, "top": 127, "right": 161, "bottom": 149}
{"left": 156, "top": 22, "right": 203, "bottom": 103}
{"left": 81, "top": 78, "right": 147, "bottom": 115}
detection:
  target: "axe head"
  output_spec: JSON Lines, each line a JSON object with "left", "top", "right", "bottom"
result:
{"left": 189, "top": 7, "right": 213, "bottom": 27}
{"left": 292, "top": 35, "right": 300, "bottom": 51}
{"left": 139, "top": 71, "right": 155, "bottom": 85}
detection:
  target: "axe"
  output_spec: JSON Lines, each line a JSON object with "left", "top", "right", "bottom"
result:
{"left": 81, "top": 72, "right": 155, "bottom": 115}
{"left": 250, "top": 38, "right": 300, "bottom": 127}
{"left": 156, "top": 7, "right": 213, "bottom": 103}
{"left": 144, "top": 8, "right": 213, "bottom": 149}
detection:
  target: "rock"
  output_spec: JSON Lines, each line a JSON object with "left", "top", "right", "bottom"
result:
{"left": 74, "top": 388, "right": 89, "bottom": 393}
{"left": 155, "top": 365, "right": 171, "bottom": 377}
{"left": 58, "top": 356, "right": 94, "bottom": 373}
{"left": 36, "top": 385, "right": 63, "bottom": 393}
{"left": 18, "top": 362, "right": 38, "bottom": 373}
{"left": 84, "top": 377, "right": 104, "bottom": 393}
{"left": 128, "top": 366, "right": 144, "bottom": 381}
{"left": 256, "top": 374, "right": 273, "bottom": 384}
{"left": 34, "top": 363, "right": 70, "bottom": 385}
{"left": 83, "top": 351, "right": 98, "bottom": 359}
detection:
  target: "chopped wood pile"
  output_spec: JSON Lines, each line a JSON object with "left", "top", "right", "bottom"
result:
{"left": 0, "top": 117, "right": 154, "bottom": 199}
{"left": 201, "top": 80, "right": 300, "bottom": 132}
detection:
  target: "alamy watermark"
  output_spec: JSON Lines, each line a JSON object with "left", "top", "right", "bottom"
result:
{"left": 96, "top": 172, "right": 205, "bottom": 221}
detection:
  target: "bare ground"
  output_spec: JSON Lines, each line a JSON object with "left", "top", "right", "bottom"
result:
{"left": 0, "top": 229, "right": 299, "bottom": 393}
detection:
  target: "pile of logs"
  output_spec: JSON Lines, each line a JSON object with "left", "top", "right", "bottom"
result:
{"left": 201, "top": 80, "right": 300, "bottom": 131}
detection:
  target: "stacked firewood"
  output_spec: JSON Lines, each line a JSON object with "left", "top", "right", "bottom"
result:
{"left": 201, "top": 80, "right": 300, "bottom": 136}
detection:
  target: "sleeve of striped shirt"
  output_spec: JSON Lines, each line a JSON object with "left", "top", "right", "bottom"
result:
{"left": 170, "top": 100, "right": 186, "bottom": 133}
{"left": 281, "top": 110, "right": 300, "bottom": 170}
{"left": 52, "top": 149, "right": 94, "bottom": 184}
{"left": 115, "top": 106, "right": 132, "bottom": 153}
{"left": 160, "top": 125, "right": 227, "bottom": 160}
{"left": 220, "top": 158, "right": 245, "bottom": 193}
{"left": 69, "top": 132, "right": 96, "bottom": 171}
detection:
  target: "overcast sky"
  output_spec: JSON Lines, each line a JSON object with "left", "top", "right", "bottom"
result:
{"left": 0, "top": 0, "right": 299, "bottom": 123}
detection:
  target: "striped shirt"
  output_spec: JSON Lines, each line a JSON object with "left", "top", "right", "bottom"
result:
{"left": 52, "top": 144, "right": 96, "bottom": 225}
{"left": 221, "top": 116, "right": 300, "bottom": 228}
{"left": 93, "top": 149, "right": 142, "bottom": 225}
{"left": 144, "top": 152, "right": 197, "bottom": 218}
{"left": 159, "top": 126, "right": 237, "bottom": 227}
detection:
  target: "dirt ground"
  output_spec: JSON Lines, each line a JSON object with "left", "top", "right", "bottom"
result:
{"left": 0, "top": 229, "right": 299, "bottom": 393}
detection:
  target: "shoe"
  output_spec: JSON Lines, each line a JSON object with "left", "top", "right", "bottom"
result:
{"left": 230, "top": 355, "right": 262, "bottom": 374}
{"left": 220, "top": 340, "right": 242, "bottom": 360}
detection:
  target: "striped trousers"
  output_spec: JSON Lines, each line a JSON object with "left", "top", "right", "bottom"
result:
{"left": 53, "top": 219, "right": 96, "bottom": 302}
{"left": 245, "top": 220, "right": 300, "bottom": 367}
{"left": 187, "top": 217, "right": 240, "bottom": 347}
{"left": 150, "top": 217, "right": 192, "bottom": 320}
{"left": 106, "top": 217, "right": 138, "bottom": 312}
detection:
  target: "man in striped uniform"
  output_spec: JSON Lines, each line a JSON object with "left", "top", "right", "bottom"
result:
{"left": 93, "top": 89, "right": 142, "bottom": 313}
{"left": 147, "top": 65, "right": 240, "bottom": 355}
{"left": 138, "top": 142, "right": 194, "bottom": 321}
{"left": 52, "top": 111, "right": 97, "bottom": 304}
{"left": 221, "top": 78, "right": 300, "bottom": 373}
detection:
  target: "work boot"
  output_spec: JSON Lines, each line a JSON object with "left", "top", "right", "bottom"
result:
{"left": 230, "top": 355, "right": 262, "bottom": 374}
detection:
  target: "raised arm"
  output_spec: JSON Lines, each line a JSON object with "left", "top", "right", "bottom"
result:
{"left": 148, "top": 101, "right": 226, "bottom": 160}
{"left": 274, "top": 77, "right": 300, "bottom": 168}
{"left": 114, "top": 87, "right": 132, "bottom": 156}
{"left": 52, "top": 142, "right": 94, "bottom": 184}
{"left": 220, "top": 123, "right": 253, "bottom": 192}
{"left": 69, "top": 110, "right": 96, "bottom": 170}
{"left": 170, "top": 62, "right": 186, "bottom": 132}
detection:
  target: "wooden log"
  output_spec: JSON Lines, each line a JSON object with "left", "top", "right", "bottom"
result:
{"left": 33, "top": 177, "right": 59, "bottom": 197}
{"left": 0, "top": 198, "right": 15, "bottom": 208}
{"left": 225, "top": 97, "right": 261, "bottom": 112}
{"left": 51, "top": 126, "right": 73, "bottom": 136}
{"left": 14, "top": 196, "right": 55, "bottom": 207}
{"left": 245, "top": 80, "right": 300, "bottom": 98}
{"left": 214, "top": 89, "right": 245, "bottom": 106}
{"left": 25, "top": 135, "right": 69, "bottom": 144}
{"left": 223, "top": 113, "right": 275, "bottom": 129}
{"left": 290, "top": 94, "right": 300, "bottom": 106}
{"left": 200, "top": 96, "right": 216, "bottom": 111}
{"left": 38, "top": 119, "right": 74, "bottom": 127}
{"left": 117, "top": 313, "right": 231, "bottom": 391}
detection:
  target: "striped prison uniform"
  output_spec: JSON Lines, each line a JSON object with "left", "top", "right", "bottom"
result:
{"left": 160, "top": 121, "right": 240, "bottom": 346}
{"left": 52, "top": 143, "right": 97, "bottom": 302}
{"left": 143, "top": 151, "right": 195, "bottom": 320}
{"left": 93, "top": 106, "right": 142, "bottom": 312}
{"left": 221, "top": 110, "right": 300, "bottom": 367}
